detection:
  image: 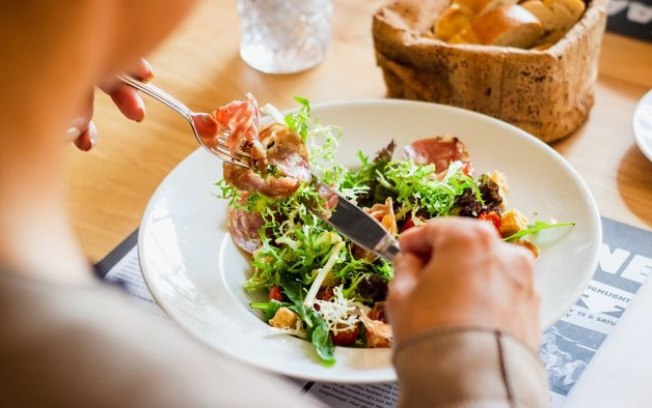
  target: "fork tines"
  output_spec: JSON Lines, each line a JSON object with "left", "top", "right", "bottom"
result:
{"left": 215, "top": 137, "right": 252, "bottom": 168}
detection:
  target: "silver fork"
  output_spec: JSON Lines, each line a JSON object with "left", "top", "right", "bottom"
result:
{"left": 117, "top": 75, "right": 251, "bottom": 168}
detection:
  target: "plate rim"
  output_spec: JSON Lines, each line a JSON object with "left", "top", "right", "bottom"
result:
{"left": 633, "top": 89, "right": 652, "bottom": 163}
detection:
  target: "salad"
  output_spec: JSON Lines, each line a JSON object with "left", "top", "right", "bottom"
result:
{"left": 214, "top": 96, "right": 572, "bottom": 364}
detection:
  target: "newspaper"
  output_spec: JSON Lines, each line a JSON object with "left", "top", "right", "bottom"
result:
{"left": 99, "top": 244, "right": 168, "bottom": 321}
{"left": 97, "top": 217, "right": 652, "bottom": 407}
{"left": 539, "top": 217, "right": 652, "bottom": 406}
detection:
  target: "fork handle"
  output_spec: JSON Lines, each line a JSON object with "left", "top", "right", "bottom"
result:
{"left": 117, "top": 74, "right": 194, "bottom": 121}
{"left": 117, "top": 74, "right": 251, "bottom": 168}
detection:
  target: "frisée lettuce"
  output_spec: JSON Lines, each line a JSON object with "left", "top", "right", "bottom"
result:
{"left": 215, "top": 97, "right": 573, "bottom": 364}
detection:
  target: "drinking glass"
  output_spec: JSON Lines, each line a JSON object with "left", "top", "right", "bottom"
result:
{"left": 237, "top": 0, "right": 333, "bottom": 74}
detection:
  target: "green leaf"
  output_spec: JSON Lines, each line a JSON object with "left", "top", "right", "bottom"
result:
{"left": 250, "top": 300, "right": 288, "bottom": 322}
{"left": 214, "top": 179, "right": 241, "bottom": 208}
{"left": 284, "top": 96, "right": 312, "bottom": 141}
{"left": 309, "top": 313, "right": 335, "bottom": 365}
{"left": 278, "top": 275, "right": 335, "bottom": 365}
{"left": 504, "top": 221, "right": 575, "bottom": 242}
{"left": 356, "top": 159, "right": 478, "bottom": 219}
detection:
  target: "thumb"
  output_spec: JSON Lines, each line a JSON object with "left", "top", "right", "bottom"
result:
{"left": 390, "top": 252, "right": 423, "bottom": 299}
{"left": 67, "top": 91, "right": 97, "bottom": 151}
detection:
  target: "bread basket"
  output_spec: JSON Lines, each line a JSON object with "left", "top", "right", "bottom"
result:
{"left": 372, "top": 0, "right": 607, "bottom": 143}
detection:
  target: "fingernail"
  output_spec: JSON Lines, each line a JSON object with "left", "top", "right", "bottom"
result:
{"left": 136, "top": 98, "right": 146, "bottom": 122}
{"left": 66, "top": 126, "right": 82, "bottom": 141}
{"left": 391, "top": 273, "right": 414, "bottom": 296}
{"left": 142, "top": 60, "right": 155, "bottom": 81}
{"left": 88, "top": 122, "right": 98, "bottom": 147}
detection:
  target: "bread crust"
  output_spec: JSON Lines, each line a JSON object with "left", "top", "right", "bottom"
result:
{"left": 372, "top": 0, "right": 607, "bottom": 142}
{"left": 464, "top": 5, "right": 542, "bottom": 47}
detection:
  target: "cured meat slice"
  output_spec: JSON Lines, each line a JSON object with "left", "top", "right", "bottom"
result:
{"left": 403, "top": 135, "right": 469, "bottom": 173}
{"left": 351, "top": 197, "right": 397, "bottom": 261}
{"left": 213, "top": 93, "right": 267, "bottom": 162}
{"left": 260, "top": 123, "right": 310, "bottom": 182}
{"left": 227, "top": 205, "right": 264, "bottom": 254}
{"left": 223, "top": 124, "right": 311, "bottom": 200}
{"left": 365, "top": 197, "right": 398, "bottom": 236}
{"left": 360, "top": 314, "right": 393, "bottom": 348}
{"left": 215, "top": 94, "right": 311, "bottom": 199}
{"left": 223, "top": 165, "right": 303, "bottom": 200}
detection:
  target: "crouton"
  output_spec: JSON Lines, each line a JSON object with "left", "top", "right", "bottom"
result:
{"left": 269, "top": 307, "right": 298, "bottom": 329}
{"left": 499, "top": 208, "right": 529, "bottom": 238}
{"left": 487, "top": 171, "right": 509, "bottom": 198}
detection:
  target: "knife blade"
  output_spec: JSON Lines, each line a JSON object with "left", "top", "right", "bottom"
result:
{"left": 317, "top": 185, "right": 400, "bottom": 261}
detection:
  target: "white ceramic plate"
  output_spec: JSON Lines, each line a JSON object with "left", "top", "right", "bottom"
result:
{"left": 634, "top": 89, "right": 652, "bottom": 163}
{"left": 138, "top": 100, "right": 601, "bottom": 383}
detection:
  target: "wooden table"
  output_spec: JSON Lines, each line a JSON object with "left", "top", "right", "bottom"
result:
{"left": 64, "top": 0, "right": 652, "bottom": 263}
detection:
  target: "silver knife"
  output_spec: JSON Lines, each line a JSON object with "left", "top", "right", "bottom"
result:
{"left": 317, "top": 185, "right": 400, "bottom": 261}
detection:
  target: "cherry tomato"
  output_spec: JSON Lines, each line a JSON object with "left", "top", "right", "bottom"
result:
{"left": 400, "top": 216, "right": 425, "bottom": 233}
{"left": 462, "top": 162, "right": 474, "bottom": 176}
{"left": 479, "top": 211, "right": 501, "bottom": 230}
{"left": 268, "top": 286, "right": 284, "bottom": 302}
{"left": 331, "top": 324, "right": 361, "bottom": 346}
{"left": 316, "top": 287, "right": 334, "bottom": 301}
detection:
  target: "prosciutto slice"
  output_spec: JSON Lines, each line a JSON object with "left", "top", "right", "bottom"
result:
{"left": 227, "top": 197, "right": 264, "bottom": 254}
{"left": 213, "top": 93, "right": 311, "bottom": 199}
{"left": 360, "top": 314, "right": 393, "bottom": 348}
{"left": 223, "top": 123, "right": 311, "bottom": 200}
{"left": 403, "top": 136, "right": 469, "bottom": 173}
{"left": 213, "top": 93, "right": 267, "bottom": 162}
{"left": 259, "top": 124, "right": 311, "bottom": 182}
{"left": 351, "top": 197, "right": 397, "bottom": 261}
{"left": 365, "top": 197, "right": 398, "bottom": 236}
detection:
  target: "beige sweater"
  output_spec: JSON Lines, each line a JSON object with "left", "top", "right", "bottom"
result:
{"left": 0, "top": 271, "right": 548, "bottom": 407}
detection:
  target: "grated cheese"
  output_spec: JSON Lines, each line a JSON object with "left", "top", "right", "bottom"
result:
{"left": 314, "top": 286, "right": 361, "bottom": 335}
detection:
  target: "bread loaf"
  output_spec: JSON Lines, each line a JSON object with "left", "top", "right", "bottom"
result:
{"left": 451, "top": 5, "right": 542, "bottom": 47}
{"left": 435, "top": 0, "right": 519, "bottom": 42}
{"left": 436, "top": 0, "right": 587, "bottom": 48}
{"left": 435, "top": 5, "right": 473, "bottom": 41}
{"left": 521, "top": 1, "right": 557, "bottom": 31}
{"left": 522, "top": 0, "right": 586, "bottom": 44}
{"left": 457, "top": 0, "right": 517, "bottom": 14}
